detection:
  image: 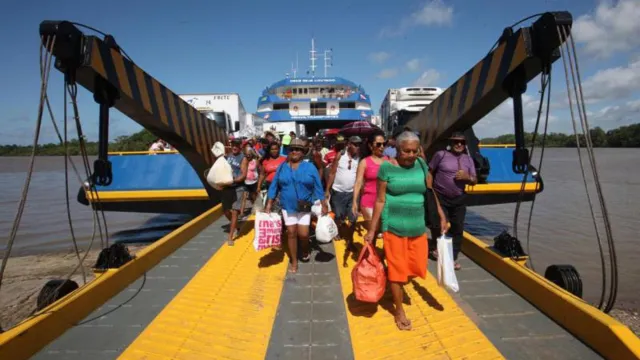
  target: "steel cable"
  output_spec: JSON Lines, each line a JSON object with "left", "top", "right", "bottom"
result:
{"left": 557, "top": 26, "right": 612, "bottom": 311}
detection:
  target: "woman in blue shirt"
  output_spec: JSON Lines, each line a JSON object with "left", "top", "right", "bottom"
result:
{"left": 266, "top": 138, "right": 328, "bottom": 273}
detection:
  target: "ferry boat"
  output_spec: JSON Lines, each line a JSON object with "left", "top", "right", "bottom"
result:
{"left": 257, "top": 39, "right": 374, "bottom": 137}
{"left": 5, "top": 15, "right": 639, "bottom": 360}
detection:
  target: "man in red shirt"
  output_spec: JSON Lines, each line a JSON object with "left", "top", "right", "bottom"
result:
{"left": 323, "top": 135, "right": 345, "bottom": 167}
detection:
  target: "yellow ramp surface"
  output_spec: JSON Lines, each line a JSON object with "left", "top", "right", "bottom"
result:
{"left": 119, "top": 218, "right": 288, "bottom": 360}
{"left": 335, "top": 235, "right": 504, "bottom": 360}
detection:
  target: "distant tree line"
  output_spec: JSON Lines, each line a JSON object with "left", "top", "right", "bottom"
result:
{"left": 1, "top": 123, "right": 639, "bottom": 156}
{"left": 0, "top": 129, "right": 157, "bottom": 156}
{"left": 480, "top": 124, "right": 640, "bottom": 148}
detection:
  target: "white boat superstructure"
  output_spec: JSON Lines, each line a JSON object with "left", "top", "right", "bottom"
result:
{"left": 379, "top": 87, "right": 444, "bottom": 135}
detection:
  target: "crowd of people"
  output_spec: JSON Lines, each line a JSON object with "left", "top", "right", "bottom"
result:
{"left": 211, "top": 127, "right": 478, "bottom": 330}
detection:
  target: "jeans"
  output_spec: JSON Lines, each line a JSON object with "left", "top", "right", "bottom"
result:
{"left": 427, "top": 191, "right": 467, "bottom": 261}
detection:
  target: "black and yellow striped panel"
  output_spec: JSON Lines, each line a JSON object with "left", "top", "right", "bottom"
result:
{"left": 83, "top": 36, "right": 225, "bottom": 167}
{"left": 408, "top": 28, "right": 548, "bottom": 153}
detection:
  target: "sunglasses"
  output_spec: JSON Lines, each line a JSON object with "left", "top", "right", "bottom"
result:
{"left": 373, "top": 142, "right": 385, "bottom": 148}
{"left": 451, "top": 140, "right": 466, "bottom": 145}
{"left": 290, "top": 147, "right": 305, "bottom": 152}
{"left": 348, "top": 158, "right": 352, "bottom": 170}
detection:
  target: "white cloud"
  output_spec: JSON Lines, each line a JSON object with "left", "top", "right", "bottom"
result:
{"left": 573, "top": 0, "right": 640, "bottom": 58}
{"left": 474, "top": 91, "right": 561, "bottom": 138}
{"left": 587, "top": 98, "right": 640, "bottom": 127}
{"left": 379, "top": 0, "right": 453, "bottom": 38}
{"left": 368, "top": 51, "right": 391, "bottom": 64}
{"left": 376, "top": 68, "right": 398, "bottom": 79}
{"left": 410, "top": 0, "right": 453, "bottom": 27}
{"left": 406, "top": 59, "right": 420, "bottom": 72}
{"left": 413, "top": 69, "right": 441, "bottom": 86}
{"left": 581, "top": 58, "right": 640, "bottom": 103}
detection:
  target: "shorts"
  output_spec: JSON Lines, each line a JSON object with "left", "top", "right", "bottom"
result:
{"left": 330, "top": 190, "right": 356, "bottom": 224}
{"left": 221, "top": 185, "right": 247, "bottom": 211}
{"left": 245, "top": 182, "right": 258, "bottom": 194}
{"left": 281, "top": 210, "right": 311, "bottom": 226}
{"left": 383, "top": 231, "right": 428, "bottom": 283}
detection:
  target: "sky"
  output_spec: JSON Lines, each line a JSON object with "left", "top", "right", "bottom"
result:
{"left": 0, "top": 0, "right": 638, "bottom": 145}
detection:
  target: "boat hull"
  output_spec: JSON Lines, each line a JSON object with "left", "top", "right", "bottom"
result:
{"left": 78, "top": 147, "right": 541, "bottom": 214}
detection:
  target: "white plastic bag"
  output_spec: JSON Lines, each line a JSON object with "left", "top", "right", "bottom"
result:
{"left": 316, "top": 215, "right": 338, "bottom": 244}
{"left": 206, "top": 156, "right": 233, "bottom": 190}
{"left": 252, "top": 190, "right": 267, "bottom": 214}
{"left": 311, "top": 200, "right": 330, "bottom": 218}
{"left": 253, "top": 212, "right": 282, "bottom": 251}
{"left": 437, "top": 234, "right": 460, "bottom": 293}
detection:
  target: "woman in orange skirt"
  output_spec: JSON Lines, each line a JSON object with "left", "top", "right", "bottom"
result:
{"left": 364, "top": 131, "right": 448, "bottom": 330}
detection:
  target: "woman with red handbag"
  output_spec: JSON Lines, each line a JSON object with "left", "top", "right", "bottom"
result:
{"left": 364, "top": 131, "right": 448, "bottom": 331}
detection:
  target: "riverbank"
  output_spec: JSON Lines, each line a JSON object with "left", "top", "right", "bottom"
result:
{"left": 0, "top": 245, "right": 637, "bottom": 337}
{"left": 0, "top": 245, "right": 145, "bottom": 331}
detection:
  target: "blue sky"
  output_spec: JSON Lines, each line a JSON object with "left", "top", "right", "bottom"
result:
{"left": 0, "top": 0, "right": 638, "bottom": 145}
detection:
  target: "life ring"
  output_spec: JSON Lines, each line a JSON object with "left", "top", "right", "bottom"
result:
{"left": 293, "top": 105, "right": 299, "bottom": 112}
{"left": 330, "top": 105, "right": 336, "bottom": 111}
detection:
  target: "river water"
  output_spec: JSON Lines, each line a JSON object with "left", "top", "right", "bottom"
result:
{"left": 1, "top": 150, "right": 638, "bottom": 309}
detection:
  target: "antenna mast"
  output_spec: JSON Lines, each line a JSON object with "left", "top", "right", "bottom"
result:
{"left": 324, "top": 49, "right": 333, "bottom": 77}
{"left": 292, "top": 52, "right": 298, "bottom": 79}
{"left": 309, "top": 37, "right": 317, "bottom": 78}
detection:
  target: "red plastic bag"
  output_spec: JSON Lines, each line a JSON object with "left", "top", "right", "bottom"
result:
{"left": 351, "top": 242, "right": 386, "bottom": 303}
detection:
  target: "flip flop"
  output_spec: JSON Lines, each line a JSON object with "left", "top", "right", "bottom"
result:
{"left": 300, "top": 253, "right": 311, "bottom": 263}
{"left": 454, "top": 262, "right": 461, "bottom": 270}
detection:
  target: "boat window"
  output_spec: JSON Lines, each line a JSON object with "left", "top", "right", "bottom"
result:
{"left": 273, "top": 103, "right": 290, "bottom": 110}
{"left": 309, "top": 88, "right": 319, "bottom": 94}
{"left": 293, "top": 88, "right": 298, "bottom": 94}
{"left": 339, "top": 102, "right": 355, "bottom": 109}
{"left": 304, "top": 88, "right": 308, "bottom": 94}
{"left": 310, "top": 102, "right": 327, "bottom": 115}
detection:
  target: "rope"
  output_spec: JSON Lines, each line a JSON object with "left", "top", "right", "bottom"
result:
{"left": 0, "top": 35, "right": 56, "bottom": 296}
{"left": 511, "top": 67, "right": 551, "bottom": 262}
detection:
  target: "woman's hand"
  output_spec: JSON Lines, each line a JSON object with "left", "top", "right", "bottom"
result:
{"left": 439, "top": 211, "right": 450, "bottom": 235}
{"left": 364, "top": 231, "right": 375, "bottom": 244}
{"left": 321, "top": 201, "right": 329, "bottom": 216}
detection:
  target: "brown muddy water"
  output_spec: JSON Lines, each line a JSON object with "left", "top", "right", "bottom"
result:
{"left": 1, "top": 150, "right": 638, "bottom": 310}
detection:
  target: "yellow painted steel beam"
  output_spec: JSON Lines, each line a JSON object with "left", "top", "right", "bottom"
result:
{"left": 40, "top": 21, "right": 227, "bottom": 199}
{"left": 465, "top": 182, "right": 540, "bottom": 194}
{"left": 118, "top": 216, "right": 289, "bottom": 359}
{"left": 334, "top": 229, "right": 504, "bottom": 359}
{"left": 108, "top": 150, "right": 179, "bottom": 155}
{"left": 405, "top": 13, "right": 572, "bottom": 153}
{"left": 84, "top": 183, "right": 539, "bottom": 203}
{"left": 0, "top": 205, "right": 224, "bottom": 360}
{"left": 478, "top": 144, "right": 516, "bottom": 148}
{"left": 462, "top": 232, "right": 640, "bottom": 360}
{"left": 85, "top": 189, "right": 209, "bottom": 202}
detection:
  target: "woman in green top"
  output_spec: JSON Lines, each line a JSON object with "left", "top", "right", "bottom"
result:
{"left": 364, "top": 131, "right": 448, "bottom": 331}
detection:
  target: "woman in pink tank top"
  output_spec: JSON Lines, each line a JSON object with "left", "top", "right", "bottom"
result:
{"left": 352, "top": 132, "right": 388, "bottom": 241}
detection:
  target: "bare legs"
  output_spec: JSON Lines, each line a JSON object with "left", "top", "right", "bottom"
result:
{"left": 286, "top": 224, "right": 311, "bottom": 273}
{"left": 225, "top": 209, "right": 239, "bottom": 245}
{"left": 390, "top": 282, "right": 411, "bottom": 330}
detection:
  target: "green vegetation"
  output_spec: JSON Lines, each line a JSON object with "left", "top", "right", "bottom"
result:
{"left": 1, "top": 123, "right": 639, "bottom": 156}
{"left": 0, "top": 129, "right": 157, "bottom": 156}
{"left": 480, "top": 124, "right": 640, "bottom": 147}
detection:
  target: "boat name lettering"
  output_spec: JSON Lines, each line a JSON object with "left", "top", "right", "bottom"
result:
{"left": 289, "top": 79, "right": 336, "bottom": 84}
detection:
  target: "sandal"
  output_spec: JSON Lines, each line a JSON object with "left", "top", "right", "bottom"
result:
{"left": 300, "top": 253, "right": 311, "bottom": 263}
{"left": 454, "top": 262, "right": 461, "bottom": 270}
{"left": 429, "top": 250, "right": 439, "bottom": 260}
